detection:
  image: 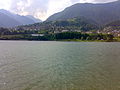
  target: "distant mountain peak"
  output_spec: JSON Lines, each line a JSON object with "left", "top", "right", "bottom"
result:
{"left": 47, "top": 0, "right": 120, "bottom": 25}
{"left": 0, "top": 9, "right": 42, "bottom": 27}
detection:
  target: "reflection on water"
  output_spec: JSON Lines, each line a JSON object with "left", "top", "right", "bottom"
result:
{"left": 0, "top": 41, "right": 120, "bottom": 90}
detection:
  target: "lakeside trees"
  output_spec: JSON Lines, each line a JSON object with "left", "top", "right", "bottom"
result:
{"left": 0, "top": 31, "right": 113, "bottom": 41}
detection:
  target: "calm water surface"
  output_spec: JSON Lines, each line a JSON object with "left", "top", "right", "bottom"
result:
{"left": 0, "top": 41, "right": 120, "bottom": 90}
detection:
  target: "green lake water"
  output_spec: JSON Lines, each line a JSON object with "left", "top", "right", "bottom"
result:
{"left": 0, "top": 41, "right": 120, "bottom": 90}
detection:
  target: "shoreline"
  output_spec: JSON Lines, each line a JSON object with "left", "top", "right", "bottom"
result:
{"left": 0, "top": 39, "right": 118, "bottom": 42}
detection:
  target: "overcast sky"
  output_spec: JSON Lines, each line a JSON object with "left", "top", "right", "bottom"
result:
{"left": 0, "top": 0, "right": 117, "bottom": 21}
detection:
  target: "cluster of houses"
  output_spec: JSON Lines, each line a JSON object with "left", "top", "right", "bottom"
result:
{"left": 29, "top": 28, "right": 120, "bottom": 37}
{"left": 13, "top": 25, "right": 120, "bottom": 37}
{"left": 84, "top": 26, "right": 120, "bottom": 37}
{"left": 98, "top": 26, "right": 120, "bottom": 37}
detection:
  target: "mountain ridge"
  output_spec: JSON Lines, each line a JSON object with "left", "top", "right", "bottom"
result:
{"left": 0, "top": 9, "right": 42, "bottom": 27}
{"left": 47, "top": 0, "right": 120, "bottom": 25}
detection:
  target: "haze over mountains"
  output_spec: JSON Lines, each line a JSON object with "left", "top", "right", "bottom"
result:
{"left": 47, "top": 0, "right": 120, "bottom": 26}
{"left": 0, "top": 9, "right": 41, "bottom": 27}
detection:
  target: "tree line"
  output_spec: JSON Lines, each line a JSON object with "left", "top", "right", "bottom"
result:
{"left": 25, "top": 32, "right": 114, "bottom": 41}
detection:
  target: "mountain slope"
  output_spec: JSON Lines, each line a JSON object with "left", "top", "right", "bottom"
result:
{"left": 18, "top": 17, "right": 98, "bottom": 32}
{"left": 50, "top": 17, "right": 98, "bottom": 31}
{"left": 0, "top": 12, "right": 21, "bottom": 27}
{"left": 103, "top": 20, "right": 120, "bottom": 31}
{"left": 47, "top": 0, "right": 120, "bottom": 25}
{"left": 0, "top": 9, "right": 41, "bottom": 27}
{"left": 105, "top": 20, "right": 120, "bottom": 27}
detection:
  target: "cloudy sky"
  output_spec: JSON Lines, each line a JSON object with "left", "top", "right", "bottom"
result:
{"left": 0, "top": 0, "right": 117, "bottom": 21}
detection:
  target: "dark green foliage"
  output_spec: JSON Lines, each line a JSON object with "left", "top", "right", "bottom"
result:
{"left": 55, "top": 32, "right": 82, "bottom": 39}
{"left": 87, "top": 34, "right": 113, "bottom": 41}
{"left": 25, "top": 32, "right": 114, "bottom": 41}
{"left": 51, "top": 18, "right": 98, "bottom": 31}
{"left": 105, "top": 20, "right": 120, "bottom": 27}
{"left": 104, "top": 20, "right": 120, "bottom": 30}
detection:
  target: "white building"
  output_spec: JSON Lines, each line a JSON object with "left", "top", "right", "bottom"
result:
{"left": 31, "top": 34, "right": 44, "bottom": 36}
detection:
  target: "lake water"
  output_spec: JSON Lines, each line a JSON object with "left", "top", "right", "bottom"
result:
{"left": 0, "top": 41, "right": 120, "bottom": 90}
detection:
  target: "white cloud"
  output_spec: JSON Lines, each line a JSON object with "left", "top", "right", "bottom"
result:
{"left": 0, "top": 0, "right": 11, "bottom": 10}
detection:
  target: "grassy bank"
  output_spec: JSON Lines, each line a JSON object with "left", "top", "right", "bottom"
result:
{"left": 59, "top": 39, "right": 117, "bottom": 42}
